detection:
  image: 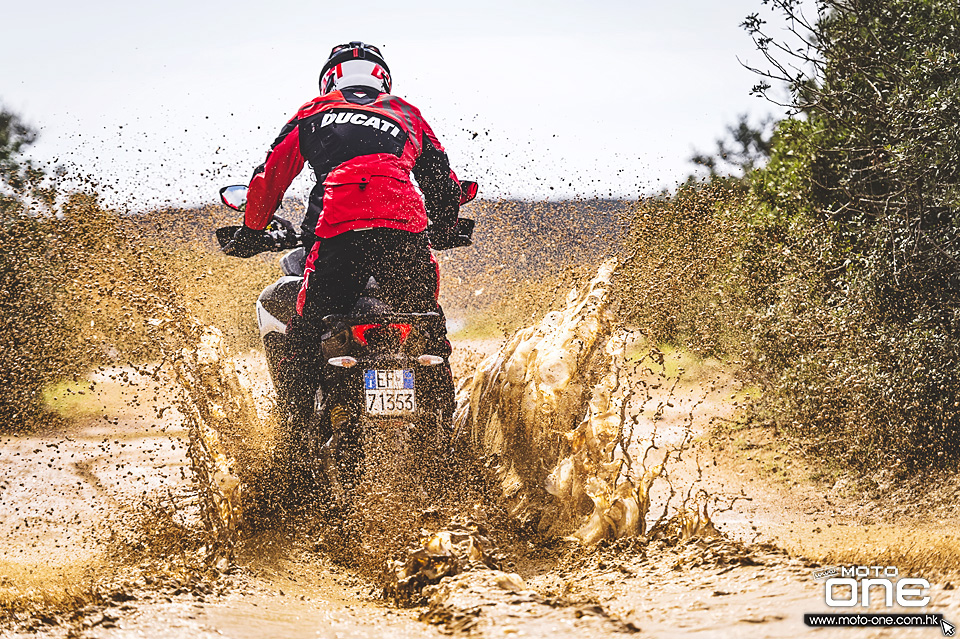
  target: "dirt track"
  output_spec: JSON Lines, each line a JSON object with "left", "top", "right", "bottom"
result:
{"left": 1, "top": 343, "right": 958, "bottom": 638}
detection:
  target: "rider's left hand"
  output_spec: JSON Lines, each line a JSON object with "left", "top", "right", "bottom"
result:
{"left": 222, "top": 225, "right": 262, "bottom": 257}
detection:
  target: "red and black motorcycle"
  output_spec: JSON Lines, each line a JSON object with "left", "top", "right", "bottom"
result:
{"left": 215, "top": 183, "right": 476, "bottom": 497}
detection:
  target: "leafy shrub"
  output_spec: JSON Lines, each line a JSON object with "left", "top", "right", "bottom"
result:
{"left": 735, "top": 0, "right": 960, "bottom": 471}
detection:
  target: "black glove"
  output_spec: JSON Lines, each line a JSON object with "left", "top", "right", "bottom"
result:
{"left": 222, "top": 218, "right": 299, "bottom": 258}
{"left": 222, "top": 225, "right": 263, "bottom": 257}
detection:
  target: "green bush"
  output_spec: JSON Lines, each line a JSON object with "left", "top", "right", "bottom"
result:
{"left": 736, "top": 0, "right": 960, "bottom": 472}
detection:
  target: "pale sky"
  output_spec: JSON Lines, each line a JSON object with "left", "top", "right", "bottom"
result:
{"left": 1, "top": 0, "right": 802, "bottom": 209}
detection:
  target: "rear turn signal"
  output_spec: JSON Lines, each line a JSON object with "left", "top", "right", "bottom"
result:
{"left": 417, "top": 354, "right": 445, "bottom": 366}
{"left": 328, "top": 356, "right": 358, "bottom": 368}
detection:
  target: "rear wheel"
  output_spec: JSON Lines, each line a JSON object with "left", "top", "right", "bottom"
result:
{"left": 326, "top": 402, "right": 364, "bottom": 494}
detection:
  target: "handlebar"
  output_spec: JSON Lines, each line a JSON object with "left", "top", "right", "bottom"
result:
{"left": 216, "top": 179, "right": 477, "bottom": 258}
{"left": 217, "top": 220, "right": 301, "bottom": 258}
{"left": 217, "top": 219, "right": 474, "bottom": 258}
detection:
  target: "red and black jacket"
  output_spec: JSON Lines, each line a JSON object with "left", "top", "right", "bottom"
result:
{"left": 245, "top": 87, "right": 462, "bottom": 240}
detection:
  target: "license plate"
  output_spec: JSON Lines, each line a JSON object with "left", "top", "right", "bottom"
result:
{"left": 363, "top": 369, "right": 415, "bottom": 416}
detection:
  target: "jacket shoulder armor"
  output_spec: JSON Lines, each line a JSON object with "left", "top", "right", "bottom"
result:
{"left": 298, "top": 94, "right": 343, "bottom": 118}
{"left": 379, "top": 94, "right": 422, "bottom": 114}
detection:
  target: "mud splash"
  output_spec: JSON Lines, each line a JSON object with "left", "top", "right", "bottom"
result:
{"left": 172, "top": 326, "right": 259, "bottom": 560}
{"left": 452, "top": 258, "right": 715, "bottom": 544}
{"left": 385, "top": 522, "right": 503, "bottom": 604}
{"left": 158, "top": 257, "right": 720, "bottom": 606}
{"left": 168, "top": 320, "right": 481, "bottom": 579}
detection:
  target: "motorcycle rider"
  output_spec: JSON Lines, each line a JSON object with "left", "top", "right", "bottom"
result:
{"left": 229, "top": 42, "right": 468, "bottom": 459}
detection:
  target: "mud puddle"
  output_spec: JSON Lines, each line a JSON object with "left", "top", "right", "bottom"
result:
{"left": 40, "top": 562, "right": 439, "bottom": 639}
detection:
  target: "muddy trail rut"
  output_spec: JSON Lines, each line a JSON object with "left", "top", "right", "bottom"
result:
{"left": 3, "top": 275, "right": 959, "bottom": 638}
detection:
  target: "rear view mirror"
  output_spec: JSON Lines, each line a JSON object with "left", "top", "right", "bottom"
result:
{"left": 220, "top": 185, "right": 249, "bottom": 212}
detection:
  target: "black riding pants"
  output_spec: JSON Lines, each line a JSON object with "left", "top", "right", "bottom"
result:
{"left": 299, "top": 228, "right": 439, "bottom": 324}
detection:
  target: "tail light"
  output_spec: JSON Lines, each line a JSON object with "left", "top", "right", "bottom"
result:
{"left": 328, "top": 356, "right": 358, "bottom": 368}
{"left": 389, "top": 323, "right": 412, "bottom": 343}
{"left": 351, "top": 324, "right": 381, "bottom": 346}
{"left": 351, "top": 323, "right": 413, "bottom": 346}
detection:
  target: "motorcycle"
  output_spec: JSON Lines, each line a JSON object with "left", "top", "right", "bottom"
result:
{"left": 215, "top": 183, "right": 477, "bottom": 501}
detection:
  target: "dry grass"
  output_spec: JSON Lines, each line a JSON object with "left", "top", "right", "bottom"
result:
{"left": 0, "top": 559, "right": 101, "bottom": 622}
{"left": 795, "top": 527, "right": 960, "bottom": 581}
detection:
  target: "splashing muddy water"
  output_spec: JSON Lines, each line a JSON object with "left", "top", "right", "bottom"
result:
{"left": 451, "top": 258, "right": 716, "bottom": 545}
{"left": 161, "top": 260, "right": 720, "bottom": 596}
{"left": 172, "top": 326, "right": 256, "bottom": 559}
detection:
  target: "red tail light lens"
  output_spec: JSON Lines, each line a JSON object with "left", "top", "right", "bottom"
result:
{"left": 351, "top": 323, "right": 381, "bottom": 346}
{"left": 351, "top": 323, "right": 413, "bottom": 346}
{"left": 389, "top": 323, "right": 412, "bottom": 343}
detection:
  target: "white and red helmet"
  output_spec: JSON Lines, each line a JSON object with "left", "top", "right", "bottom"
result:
{"left": 319, "top": 41, "right": 392, "bottom": 95}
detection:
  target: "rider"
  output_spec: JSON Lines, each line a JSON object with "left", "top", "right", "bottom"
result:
{"left": 231, "top": 41, "right": 468, "bottom": 438}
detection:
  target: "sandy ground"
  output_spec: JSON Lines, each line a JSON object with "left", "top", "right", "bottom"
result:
{"left": 1, "top": 339, "right": 958, "bottom": 638}
{"left": 0, "top": 367, "right": 189, "bottom": 605}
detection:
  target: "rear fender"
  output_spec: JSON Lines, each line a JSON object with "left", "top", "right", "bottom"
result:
{"left": 257, "top": 300, "right": 288, "bottom": 338}
{"left": 257, "top": 276, "right": 302, "bottom": 336}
